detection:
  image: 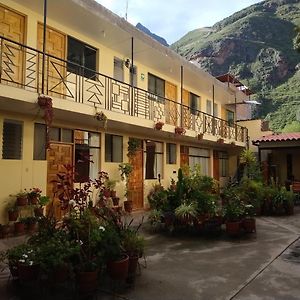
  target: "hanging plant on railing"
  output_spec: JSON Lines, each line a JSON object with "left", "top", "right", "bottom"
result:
{"left": 217, "top": 138, "right": 224, "bottom": 144}
{"left": 197, "top": 133, "right": 204, "bottom": 140}
{"left": 37, "top": 95, "right": 53, "bottom": 149}
{"left": 127, "top": 138, "right": 140, "bottom": 157}
{"left": 94, "top": 111, "right": 108, "bottom": 129}
{"left": 175, "top": 126, "right": 186, "bottom": 135}
{"left": 154, "top": 121, "right": 164, "bottom": 130}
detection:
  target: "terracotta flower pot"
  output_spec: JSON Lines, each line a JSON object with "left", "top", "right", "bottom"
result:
{"left": 107, "top": 255, "right": 129, "bottom": 281}
{"left": 112, "top": 197, "right": 120, "bottom": 206}
{"left": 124, "top": 200, "right": 133, "bottom": 213}
{"left": 18, "top": 264, "right": 40, "bottom": 281}
{"left": 242, "top": 218, "right": 256, "bottom": 233}
{"left": 28, "top": 196, "right": 38, "bottom": 205}
{"left": 226, "top": 221, "right": 241, "bottom": 236}
{"left": 110, "top": 190, "right": 117, "bottom": 198}
{"left": 77, "top": 269, "right": 98, "bottom": 294}
{"left": 154, "top": 122, "right": 164, "bottom": 130}
{"left": 8, "top": 210, "right": 19, "bottom": 222}
{"left": 16, "top": 196, "right": 28, "bottom": 206}
{"left": 127, "top": 255, "right": 139, "bottom": 284}
{"left": 14, "top": 222, "right": 25, "bottom": 235}
{"left": 103, "top": 189, "right": 111, "bottom": 198}
{"left": 34, "top": 207, "right": 44, "bottom": 217}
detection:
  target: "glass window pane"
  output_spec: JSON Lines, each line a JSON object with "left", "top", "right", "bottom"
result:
{"left": 114, "top": 57, "right": 124, "bottom": 82}
{"left": 105, "top": 134, "right": 112, "bottom": 162}
{"left": 214, "top": 103, "right": 218, "bottom": 117}
{"left": 61, "top": 128, "right": 73, "bottom": 143}
{"left": 206, "top": 100, "right": 212, "bottom": 115}
{"left": 49, "top": 127, "right": 60, "bottom": 141}
{"left": 167, "top": 143, "right": 176, "bottom": 164}
{"left": 89, "top": 148, "right": 99, "bottom": 180}
{"left": 34, "top": 123, "right": 46, "bottom": 160}
{"left": 89, "top": 132, "right": 100, "bottom": 147}
{"left": 112, "top": 135, "right": 123, "bottom": 162}
{"left": 2, "top": 119, "right": 23, "bottom": 160}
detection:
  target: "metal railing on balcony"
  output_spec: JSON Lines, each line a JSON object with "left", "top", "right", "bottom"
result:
{"left": 0, "top": 36, "right": 248, "bottom": 143}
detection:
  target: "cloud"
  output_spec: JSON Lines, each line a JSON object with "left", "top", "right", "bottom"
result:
{"left": 96, "top": 0, "right": 263, "bottom": 44}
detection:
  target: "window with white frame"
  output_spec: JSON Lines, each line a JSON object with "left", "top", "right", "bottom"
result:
{"left": 105, "top": 134, "right": 123, "bottom": 163}
{"left": 113, "top": 57, "right": 124, "bottom": 82}
{"left": 74, "top": 130, "right": 100, "bottom": 182}
{"left": 2, "top": 119, "right": 23, "bottom": 160}
{"left": 206, "top": 100, "right": 212, "bottom": 115}
{"left": 188, "top": 147, "right": 210, "bottom": 176}
{"left": 145, "top": 141, "right": 163, "bottom": 179}
{"left": 166, "top": 143, "right": 176, "bottom": 164}
{"left": 219, "top": 151, "right": 229, "bottom": 177}
{"left": 148, "top": 73, "right": 165, "bottom": 103}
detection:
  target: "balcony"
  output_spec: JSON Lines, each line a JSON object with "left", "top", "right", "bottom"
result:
{"left": 0, "top": 36, "right": 247, "bottom": 143}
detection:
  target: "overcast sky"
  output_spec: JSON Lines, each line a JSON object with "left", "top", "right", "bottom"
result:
{"left": 96, "top": 0, "right": 263, "bottom": 44}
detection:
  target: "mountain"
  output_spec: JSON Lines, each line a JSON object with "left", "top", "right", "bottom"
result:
{"left": 171, "top": 0, "right": 300, "bottom": 131}
{"left": 136, "top": 23, "right": 169, "bottom": 47}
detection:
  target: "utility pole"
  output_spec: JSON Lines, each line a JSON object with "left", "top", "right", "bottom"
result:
{"left": 125, "top": 0, "right": 129, "bottom": 21}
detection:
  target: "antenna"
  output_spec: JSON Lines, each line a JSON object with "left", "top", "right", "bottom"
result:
{"left": 125, "top": 0, "right": 129, "bottom": 20}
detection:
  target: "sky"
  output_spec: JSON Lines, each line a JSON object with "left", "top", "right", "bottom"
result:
{"left": 96, "top": 0, "right": 264, "bottom": 44}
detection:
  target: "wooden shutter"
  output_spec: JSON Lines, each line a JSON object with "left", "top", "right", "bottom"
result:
{"left": 2, "top": 120, "right": 23, "bottom": 159}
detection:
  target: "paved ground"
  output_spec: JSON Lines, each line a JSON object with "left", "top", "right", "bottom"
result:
{"left": 1, "top": 209, "right": 300, "bottom": 300}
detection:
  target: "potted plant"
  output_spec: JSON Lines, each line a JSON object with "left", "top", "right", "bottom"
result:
{"left": 7, "top": 202, "right": 19, "bottom": 222}
{"left": 27, "top": 188, "right": 42, "bottom": 205}
{"left": 175, "top": 202, "right": 198, "bottom": 226}
{"left": 24, "top": 216, "right": 38, "bottom": 233}
{"left": 104, "top": 224, "right": 129, "bottom": 281}
{"left": 217, "top": 138, "right": 224, "bottom": 144}
{"left": 38, "top": 95, "right": 53, "bottom": 148}
{"left": 34, "top": 195, "right": 50, "bottom": 217}
{"left": 127, "top": 138, "right": 141, "bottom": 157}
{"left": 14, "top": 217, "right": 26, "bottom": 235}
{"left": 175, "top": 126, "right": 186, "bottom": 135}
{"left": 242, "top": 204, "right": 256, "bottom": 233}
{"left": 94, "top": 111, "right": 108, "bottom": 129}
{"left": 197, "top": 133, "right": 204, "bottom": 140}
{"left": 15, "top": 191, "right": 28, "bottom": 206}
{"left": 104, "top": 179, "right": 117, "bottom": 198}
{"left": 119, "top": 163, "right": 133, "bottom": 213}
{"left": 122, "top": 228, "right": 145, "bottom": 283}
{"left": 154, "top": 121, "right": 164, "bottom": 130}
{"left": 223, "top": 195, "right": 244, "bottom": 236}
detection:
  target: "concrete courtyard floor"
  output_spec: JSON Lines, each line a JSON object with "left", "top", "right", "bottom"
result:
{"left": 0, "top": 209, "right": 300, "bottom": 300}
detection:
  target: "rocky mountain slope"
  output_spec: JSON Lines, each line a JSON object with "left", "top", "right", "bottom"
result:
{"left": 136, "top": 22, "right": 169, "bottom": 46}
{"left": 171, "top": 0, "right": 300, "bottom": 131}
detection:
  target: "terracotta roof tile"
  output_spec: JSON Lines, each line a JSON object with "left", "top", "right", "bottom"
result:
{"left": 253, "top": 133, "right": 300, "bottom": 144}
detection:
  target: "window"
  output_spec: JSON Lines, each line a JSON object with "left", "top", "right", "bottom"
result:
{"left": 145, "top": 141, "right": 163, "bottom": 179}
{"left": 227, "top": 110, "right": 235, "bottom": 126}
{"left": 105, "top": 134, "right": 123, "bottom": 162}
{"left": 148, "top": 73, "right": 165, "bottom": 102}
{"left": 2, "top": 119, "right": 23, "bottom": 159}
{"left": 190, "top": 93, "right": 199, "bottom": 115}
{"left": 33, "top": 125, "right": 73, "bottom": 160}
{"left": 67, "top": 36, "right": 97, "bottom": 79}
{"left": 166, "top": 143, "right": 176, "bottom": 164}
{"left": 113, "top": 57, "right": 124, "bottom": 82}
{"left": 188, "top": 147, "right": 210, "bottom": 176}
{"left": 206, "top": 100, "right": 212, "bottom": 115}
{"left": 75, "top": 131, "right": 100, "bottom": 182}
{"left": 34, "top": 123, "right": 46, "bottom": 160}
{"left": 219, "top": 152, "right": 229, "bottom": 177}
{"left": 214, "top": 103, "right": 218, "bottom": 117}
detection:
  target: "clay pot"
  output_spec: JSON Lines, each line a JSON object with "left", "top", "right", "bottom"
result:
{"left": 18, "top": 264, "right": 40, "bottom": 282}
{"left": 127, "top": 255, "right": 139, "bottom": 284}
{"left": 124, "top": 200, "right": 133, "bottom": 213}
{"left": 242, "top": 218, "right": 256, "bottom": 233}
{"left": 225, "top": 221, "right": 241, "bottom": 236}
{"left": 77, "top": 269, "right": 98, "bottom": 294}
{"left": 28, "top": 196, "right": 38, "bottom": 205}
{"left": 34, "top": 207, "right": 44, "bottom": 217}
{"left": 16, "top": 196, "right": 28, "bottom": 206}
{"left": 103, "top": 189, "right": 111, "bottom": 198}
{"left": 112, "top": 197, "right": 119, "bottom": 206}
{"left": 8, "top": 210, "right": 19, "bottom": 222}
{"left": 14, "top": 222, "right": 25, "bottom": 235}
{"left": 154, "top": 122, "right": 164, "bottom": 130}
{"left": 107, "top": 255, "right": 129, "bottom": 281}
{"left": 110, "top": 190, "right": 117, "bottom": 198}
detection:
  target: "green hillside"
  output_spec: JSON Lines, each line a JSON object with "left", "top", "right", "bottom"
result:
{"left": 171, "top": 0, "right": 300, "bottom": 131}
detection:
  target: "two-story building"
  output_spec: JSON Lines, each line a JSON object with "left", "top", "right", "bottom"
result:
{"left": 0, "top": 0, "right": 249, "bottom": 222}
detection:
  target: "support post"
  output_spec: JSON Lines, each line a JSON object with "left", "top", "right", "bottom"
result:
{"left": 41, "top": 0, "right": 47, "bottom": 95}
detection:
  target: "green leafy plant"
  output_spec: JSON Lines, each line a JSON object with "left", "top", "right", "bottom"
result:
{"left": 175, "top": 202, "right": 198, "bottom": 224}
{"left": 127, "top": 138, "right": 140, "bottom": 157}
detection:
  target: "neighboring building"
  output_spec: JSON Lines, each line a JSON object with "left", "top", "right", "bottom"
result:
{"left": 253, "top": 133, "right": 300, "bottom": 185}
{"left": 0, "top": 0, "right": 249, "bottom": 222}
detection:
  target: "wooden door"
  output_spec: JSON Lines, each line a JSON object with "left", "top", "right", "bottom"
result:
{"left": 0, "top": 5, "right": 25, "bottom": 85}
{"left": 46, "top": 143, "right": 73, "bottom": 219}
{"left": 165, "top": 82, "right": 178, "bottom": 126}
{"left": 128, "top": 139, "right": 144, "bottom": 210}
{"left": 182, "top": 89, "right": 191, "bottom": 129}
{"left": 213, "top": 151, "right": 219, "bottom": 181}
{"left": 180, "top": 146, "right": 189, "bottom": 168}
{"left": 37, "top": 24, "right": 66, "bottom": 97}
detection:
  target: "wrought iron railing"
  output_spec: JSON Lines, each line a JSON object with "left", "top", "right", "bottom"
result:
{"left": 0, "top": 36, "right": 248, "bottom": 143}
